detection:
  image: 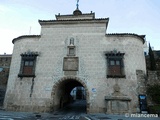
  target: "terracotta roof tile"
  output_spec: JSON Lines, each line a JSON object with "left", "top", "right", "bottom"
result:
{"left": 106, "top": 33, "right": 145, "bottom": 44}
{"left": 12, "top": 35, "right": 40, "bottom": 44}
{"left": 38, "top": 18, "right": 109, "bottom": 25}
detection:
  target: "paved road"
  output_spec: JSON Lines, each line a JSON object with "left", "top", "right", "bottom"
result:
{"left": 52, "top": 100, "right": 87, "bottom": 119}
{"left": 0, "top": 100, "right": 159, "bottom": 120}
{"left": 0, "top": 100, "right": 87, "bottom": 120}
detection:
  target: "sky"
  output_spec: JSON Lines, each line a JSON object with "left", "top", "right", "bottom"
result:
{"left": 0, "top": 0, "right": 160, "bottom": 54}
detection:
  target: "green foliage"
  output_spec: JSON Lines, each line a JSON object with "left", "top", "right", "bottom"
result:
{"left": 147, "top": 84, "right": 160, "bottom": 104}
{"left": 151, "top": 105, "right": 160, "bottom": 110}
{"left": 149, "top": 43, "right": 156, "bottom": 70}
{"left": 148, "top": 105, "right": 160, "bottom": 114}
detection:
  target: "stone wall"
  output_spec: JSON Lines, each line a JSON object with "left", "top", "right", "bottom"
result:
{"left": 147, "top": 71, "right": 160, "bottom": 85}
{"left": 136, "top": 70, "right": 146, "bottom": 94}
{"left": 0, "top": 55, "right": 11, "bottom": 86}
{"left": 0, "top": 54, "right": 11, "bottom": 106}
{"left": 4, "top": 14, "right": 146, "bottom": 113}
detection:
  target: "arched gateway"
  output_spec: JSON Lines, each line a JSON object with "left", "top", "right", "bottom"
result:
{"left": 4, "top": 5, "right": 147, "bottom": 114}
{"left": 51, "top": 76, "right": 89, "bottom": 113}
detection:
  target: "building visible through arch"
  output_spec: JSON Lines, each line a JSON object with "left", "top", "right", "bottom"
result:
{"left": 51, "top": 76, "right": 89, "bottom": 113}
{"left": 70, "top": 86, "right": 86, "bottom": 100}
{"left": 4, "top": 6, "right": 147, "bottom": 114}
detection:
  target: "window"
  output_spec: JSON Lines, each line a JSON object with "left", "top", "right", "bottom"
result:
{"left": 23, "top": 60, "right": 34, "bottom": 75}
{"left": 108, "top": 59, "right": 123, "bottom": 76}
{"left": 18, "top": 52, "right": 38, "bottom": 78}
{"left": 68, "top": 46, "right": 75, "bottom": 56}
{"left": 106, "top": 52, "right": 125, "bottom": 78}
{"left": 69, "top": 48, "right": 75, "bottom": 55}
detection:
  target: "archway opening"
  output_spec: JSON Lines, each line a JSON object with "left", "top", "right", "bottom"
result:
{"left": 52, "top": 78, "right": 88, "bottom": 114}
{"left": 70, "top": 86, "right": 86, "bottom": 100}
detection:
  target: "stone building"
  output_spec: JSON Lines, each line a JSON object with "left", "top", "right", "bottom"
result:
{"left": 70, "top": 87, "right": 86, "bottom": 100}
{"left": 0, "top": 54, "right": 11, "bottom": 106}
{"left": 4, "top": 8, "right": 147, "bottom": 114}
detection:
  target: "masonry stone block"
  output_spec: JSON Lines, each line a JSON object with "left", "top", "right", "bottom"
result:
{"left": 4, "top": 11, "right": 147, "bottom": 114}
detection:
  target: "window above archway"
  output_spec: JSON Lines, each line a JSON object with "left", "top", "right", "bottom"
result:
{"left": 67, "top": 38, "right": 76, "bottom": 56}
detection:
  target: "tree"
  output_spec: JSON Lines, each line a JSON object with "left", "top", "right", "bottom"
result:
{"left": 147, "top": 84, "right": 160, "bottom": 104}
{"left": 149, "top": 43, "right": 156, "bottom": 70}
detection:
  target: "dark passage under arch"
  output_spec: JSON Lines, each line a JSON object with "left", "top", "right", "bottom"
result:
{"left": 51, "top": 77, "right": 89, "bottom": 114}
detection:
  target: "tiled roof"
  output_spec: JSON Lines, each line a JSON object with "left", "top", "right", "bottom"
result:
{"left": 12, "top": 35, "right": 40, "bottom": 44}
{"left": 39, "top": 18, "right": 108, "bottom": 22}
{"left": 106, "top": 33, "right": 145, "bottom": 44}
{"left": 0, "top": 54, "right": 12, "bottom": 57}
{"left": 38, "top": 18, "right": 109, "bottom": 25}
{"left": 56, "top": 12, "right": 95, "bottom": 17}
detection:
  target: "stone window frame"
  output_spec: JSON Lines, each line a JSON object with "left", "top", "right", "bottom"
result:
{"left": 18, "top": 52, "right": 38, "bottom": 78}
{"left": 106, "top": 52, "right": 125, "bottom": 78}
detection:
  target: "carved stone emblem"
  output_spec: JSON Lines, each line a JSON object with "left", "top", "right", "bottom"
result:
{"left": 112, "top": 83, "right": 124, "bottom": 96}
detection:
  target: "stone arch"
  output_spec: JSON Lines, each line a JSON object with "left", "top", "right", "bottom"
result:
{"left": 51, "top": 76, "right": 90, "bottom": 113}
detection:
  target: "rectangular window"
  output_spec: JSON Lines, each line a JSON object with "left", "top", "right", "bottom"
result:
{"left": 69, "top": 48, "right": 75, "bottom": 55}
{"left": 24, "top": 61, "right": 33, "bottom": 66}
{"left": 18, "top": 53, "right": 38, "bottom": 78}
{"left": 23, "top": 60, "right": 34, "bottom": 75}
{"left": 24, "top": 61, "right": 29, "bottom": 66}
{"left": 106, "top": 52, "right": 125, "bottom": 78}
{"left": 110, "top": 60, "right": 115, "bottom": 65}
{"left": 108, "top": 59, "right": 122, "bottom": 76}
{"left": 116, "top": 60, "right": 120, "bottom": 65}
{"left": 68, "top": 46, "right": 75, "bottom": 56}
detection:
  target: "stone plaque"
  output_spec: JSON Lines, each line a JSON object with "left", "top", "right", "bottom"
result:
{"left": 63, "top": 57, "right": 79, "bottom": 71}
{"left": 111, "top": 101, "right": 128, "bottom": 111}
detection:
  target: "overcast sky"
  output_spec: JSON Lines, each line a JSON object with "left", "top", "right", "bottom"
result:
{"left": 0, "top": 0, "right": 160, "bottom": 54}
